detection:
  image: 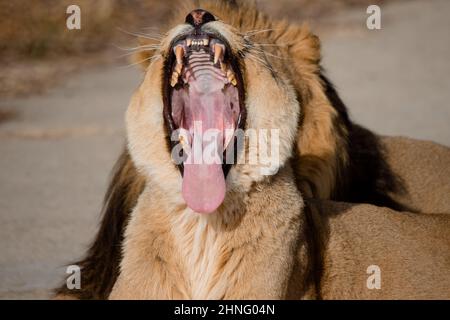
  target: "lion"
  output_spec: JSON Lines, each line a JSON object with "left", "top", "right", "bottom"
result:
{"left": 55, "top": 0, "right": 450, "bottom": 299}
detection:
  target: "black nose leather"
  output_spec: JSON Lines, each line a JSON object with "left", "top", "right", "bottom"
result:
{"left": 185, "top": 9, "right": 216, "bottom": 27}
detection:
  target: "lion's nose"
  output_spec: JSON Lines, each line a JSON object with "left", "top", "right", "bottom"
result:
{"left": 185, "top": 9, "right": 216, "bottom": 27}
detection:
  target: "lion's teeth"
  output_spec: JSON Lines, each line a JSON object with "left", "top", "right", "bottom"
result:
{"left": 214, "top": 43, "right": 225, "bottom": 65}
{"left": 174, "top": 63, "right": 182, "bottom": 75}
{"left": 175, "top": 46, "right": 184, "bottom": 64}
{"left": 170, "top": 76, "right": 178, "bottom": 87}
{"left": 227, "top": 70, "right": 237, "bottom": 86}
{"left": 170, "top": 71, "right": 179, "bottom": 87}
{"left": 220, "top": 62, "right": 237, "bottom": 86}
{"left": 178, "top": 132, "right": 191, "bottom": 153}
{"left": 187, "top": 37, "right": 209, "bottom": 48}
{"left": 170, "top": 45, "right": 185, "bottom": 87}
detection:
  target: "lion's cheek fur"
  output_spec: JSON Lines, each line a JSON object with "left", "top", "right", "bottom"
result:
{"left": 126, "top": 59, "right": 185, "bottom": 208}
{"left": 227, "top": 58, "right": 301, "bottom": 193}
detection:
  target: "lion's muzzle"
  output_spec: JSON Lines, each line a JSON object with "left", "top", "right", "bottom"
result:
{"left": 163, "top": 18, "right": 245, "bottom": 214}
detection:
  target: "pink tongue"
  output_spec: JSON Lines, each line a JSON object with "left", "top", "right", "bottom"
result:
{"left": 181, "top": 78, "right": 231, "bottom": 214}
{"left": 182, "top": 161, "right": 226, "bottom": 214}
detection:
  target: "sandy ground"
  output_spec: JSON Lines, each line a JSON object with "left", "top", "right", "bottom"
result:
{"left": 0, "top": 0, "right": 449, "bottom": 299}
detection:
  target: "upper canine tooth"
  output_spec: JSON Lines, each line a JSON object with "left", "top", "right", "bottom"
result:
{"left": 186, "top": 38, "right": 192, "bottom": 47}
{"left": 170, "top": 71, "right": 179, "bottom": 87}
{"left": 175, "top": 45, "right": 184, "bottom": 65}
{"left": 172, "top": 45, "right": 184, "bottom": 86}
{"left": 214, "top": 43, "right": 225, "bottom": 65}
{"left": 174, "top": 62, "right": 182, "bottom": 75}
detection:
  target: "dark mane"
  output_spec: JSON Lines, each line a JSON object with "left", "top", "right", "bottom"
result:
{"left": 320, "top": 74, "right": 410, "bottom": 211}
{"left": 54, "top": 150, "right": 145, "bottom": 299}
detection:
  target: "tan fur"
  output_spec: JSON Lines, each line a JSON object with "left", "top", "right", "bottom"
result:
{"left": 310, "top": 200, "right": 450, "bottom": 299}
{"left": 56, "top": 0, "right": 450, "bottom": 300}
{"left": 110, "top": 165, "right": 312, "bottom": 299}
{"left": 381, "top": 136, "right": 450, "bottom": 214}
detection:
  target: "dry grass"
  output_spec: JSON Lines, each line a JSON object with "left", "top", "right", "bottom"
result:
{"left": 0, "top": 0, "right": 391, "bottom": 61}
{"left": 0, "top": 0, "right": 175, "bottom": 61}
{"left": 0, "top": 0, "right": 175, "bottom": 97}
{"left": 0, "top": 0, "right": 393, "bottom": 97}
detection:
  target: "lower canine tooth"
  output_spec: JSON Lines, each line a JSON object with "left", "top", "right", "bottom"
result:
{"left": 227, "top": 70, "right": 237, "bottom": 86}
{"left": 179, "top": 134, "right": 190, "bottom": 151}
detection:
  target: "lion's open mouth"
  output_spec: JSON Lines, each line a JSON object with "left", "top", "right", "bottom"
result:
{"left": 163, "top": 30, "right": 246, "bottom": 214}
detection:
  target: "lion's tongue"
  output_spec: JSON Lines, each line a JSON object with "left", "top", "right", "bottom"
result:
{"left": 181, "top": 83, "right": 232, "bottom": 214}
{"left": 182, "top": 161, "right": 225, "bottom": 214}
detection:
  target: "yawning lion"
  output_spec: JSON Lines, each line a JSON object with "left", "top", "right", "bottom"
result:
{"left": 55, "top": 0, "right": 450, "bottom": 299}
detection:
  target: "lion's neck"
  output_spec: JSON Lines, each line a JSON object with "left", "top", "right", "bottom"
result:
{"left": 171, "top": 210, "right": 229, "bottom": 299}
{"left": 110, "top": 165, "right": 312, "bottom": 299}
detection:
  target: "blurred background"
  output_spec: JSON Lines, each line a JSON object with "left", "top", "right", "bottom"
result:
{"left": 0, "top": 0, "right": 449, "bottom": 299}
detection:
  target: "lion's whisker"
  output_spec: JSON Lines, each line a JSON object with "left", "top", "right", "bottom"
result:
{"left": 116, "top": 27, "right": 163, "bottom": 42}
{"left": 113, "top": 44, "right": 161, "bottom": 52}
{"left": 139, "top": 26, "right": 164, "bottom": 34}
{"left": 243, "top": 28, "right": 276, "bottom": 36}
{"left": 261, "top": 52, "right": 285, "bottom": 60}
{"left": 247, "top": 45, "right": 286, "bottom": 60}
{"left": 116, "top": 48, "right": 159, "bottom": 59}
{"left": 245, "top": 52, "right": 276, "bottom": 74}
{"left": 119, "top": 54, "right": 161, "bottom": 69}
{"left": 253, "top": 43, "right": 290, "bottom": 47}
